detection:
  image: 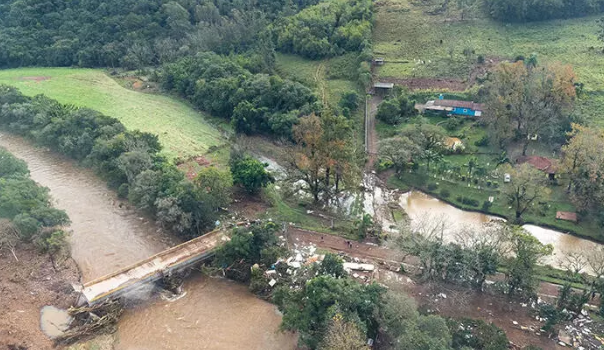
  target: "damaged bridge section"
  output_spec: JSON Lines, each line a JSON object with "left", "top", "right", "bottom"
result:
{"left": 79, "top": 229, "right": 229, "bottom": 305}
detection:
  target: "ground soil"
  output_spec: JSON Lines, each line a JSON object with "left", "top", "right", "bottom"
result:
{"left": 0, "top": 244, "right": 81, "bottom": 350}
{"left": 229, "top": 188, "right": 271, "bottom": 219}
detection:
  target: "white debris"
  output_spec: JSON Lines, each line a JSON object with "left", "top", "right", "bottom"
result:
{"left": 343, "top": 263, "right": 375, "bottom": 272}
{"left": 268, "top": 279, "right": 277, "bottom": 287}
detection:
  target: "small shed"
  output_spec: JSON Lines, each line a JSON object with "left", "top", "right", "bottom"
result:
{"left": 373, "top": 82, "right": 394, "bottom": 96}
{"left": 374, "top": 57, "right": 385, "bottom": 66}
{"left": 424, "top": 96, "right": 484, "bottom": 117}
{"left": 516, "top": 156, "right": 557, "bottom": 181}
{"left": 556, "top": 211, "right": 578, "bottom": 223}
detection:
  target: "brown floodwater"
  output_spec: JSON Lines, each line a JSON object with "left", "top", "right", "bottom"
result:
{"left": 0, "top": 132, "right": 296, "bottom": 349}
{"left": 40, "top": 306, "right": 72, "bottom": 338}
{"left": 399, "top": 190, "right": 602, "bottom": 273}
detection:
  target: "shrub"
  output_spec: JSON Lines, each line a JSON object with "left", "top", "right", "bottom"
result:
{"left": 33, "top": 229, "right": 68, "bottom": 254}
{"left": 482, "top": 200, "right": 493, "bottom": 211}
{"left": 443, "top": 117, "right": 462, "bottom": 131}
{"left": 230, "top": 154, "right": 274, "bottom": 194}
{"left": 477, "top": 55, "right": 485, "bottom": 64}
{"left": 440, "top": 189, "right": 450, "bottom": 198}
{"left": 458, "top": 197, "right": 479, "bottom": 207}
{"left": 427, "top": 183, "right": 438, "bottom": 191}
{"left": 474, "top": 135, "right": 489, "bottom": 147}
{"left": 117, "top": 183, "right": 129, "bottom": 198}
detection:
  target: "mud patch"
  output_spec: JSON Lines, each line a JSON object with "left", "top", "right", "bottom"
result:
{"left": 40, "top": 306, "right": 72, "bottom": 338}
{"left": 20, "top": 76, "right": 51, "bottom": 82}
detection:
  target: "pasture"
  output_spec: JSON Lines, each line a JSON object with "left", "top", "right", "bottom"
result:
{"left": 0, "top": 68, "right": 228, "bottom": 161}
{"left": 373, "top": 0, "right": 604, "bottom": 124}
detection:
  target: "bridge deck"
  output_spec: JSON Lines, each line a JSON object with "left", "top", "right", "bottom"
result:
{"left": 81, "top": 229, "right": 228, "bottom": 304}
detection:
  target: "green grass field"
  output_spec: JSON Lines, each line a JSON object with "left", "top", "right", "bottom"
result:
{"left": 275, "top": 53, "right": 361, "bottom": 109}
{"left": 373, "top": 0, "right": 604, "bottom": 124}
{"left": 0, "top": 68, "right": 227, "bottom": 161}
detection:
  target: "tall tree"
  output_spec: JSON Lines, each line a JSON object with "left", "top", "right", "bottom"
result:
{"left": 378, "top": 136, "right": 422, "bottom": 173}
{"left": 502, "top": 163, "right": 550, "bottom": 222}
{"left": 319, "top": 314, "right": 367, "bottom": 350}
{"left": 485, "top": 61, "right": 576, "bottom": 154}
{"left": 290, "top": 113, "right": 356, "bottom": 202}
{"left": 561, "top": 124, "right": 604, "bottom": 211}
{"left": 506, "top": 229, "right": 553, "bottom": 297}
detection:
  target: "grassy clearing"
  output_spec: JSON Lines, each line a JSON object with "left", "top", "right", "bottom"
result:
{"left": 0, "top": 68, "right": 227, "bottom": 161}
{"left": 373, "top": 0, "right": 604, "bottom": 124}
{"left": 275, "top": 53, "right": 362, "bottom": 108}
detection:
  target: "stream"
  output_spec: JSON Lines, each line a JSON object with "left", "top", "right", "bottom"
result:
{"left": 0, "top": 132, "right": 296, "bottom": 350}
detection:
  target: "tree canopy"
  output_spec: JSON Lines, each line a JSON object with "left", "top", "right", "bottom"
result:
{"left": 484, "top": 61, "right": 576, "bottom": 153}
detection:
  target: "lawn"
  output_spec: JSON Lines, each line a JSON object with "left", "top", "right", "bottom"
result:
{"left": 0, "top": 68, "right": 228, "bottom": 161}
{"left": 373, "top": 0, "right": 604, "bottom": 125}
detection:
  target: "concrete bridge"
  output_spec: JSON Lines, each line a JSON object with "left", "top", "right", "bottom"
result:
{"left": 78, "top": 229, "right": 229, "bottom": 305}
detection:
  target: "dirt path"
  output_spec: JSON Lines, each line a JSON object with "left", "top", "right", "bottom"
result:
{"left": 365, "top": 95, "right": 382, "bottom": 170}
{"left": 314, "top": 62, "right": 327, "bottom": 106}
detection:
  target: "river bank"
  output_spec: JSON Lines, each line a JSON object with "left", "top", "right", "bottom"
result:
{"left": 0, "top": 242, "right": 80, "bottom": 350}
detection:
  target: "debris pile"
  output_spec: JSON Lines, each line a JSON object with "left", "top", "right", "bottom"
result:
{"left": 54, "top": 298, "right": 123, "bottom": 345}
{"left": 556, "top": 311, "right": 604, "bottom": 349}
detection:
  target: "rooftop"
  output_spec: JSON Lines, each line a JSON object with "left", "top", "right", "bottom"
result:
{"left": 556, "top": 211, "right": 578, "bottom": 222}
{"left": 373, "top": 82, "right": 394, "bottom": 89}
{"left": 432, "top": 99, "right": 485, "bottom": 111}
{"left": 517, "top": 156, "right": 557, "bottom": 174}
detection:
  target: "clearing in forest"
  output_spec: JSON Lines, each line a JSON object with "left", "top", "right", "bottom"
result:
{"left": 0, "top": 68, "right": 227, "bottom": 161}
{"left": 373, "top": 0, "right": 604, "bottom": 124}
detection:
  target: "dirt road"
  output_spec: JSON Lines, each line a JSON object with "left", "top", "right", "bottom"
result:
{"left": 365, "top": 95, "right": 382, "bottom": 170}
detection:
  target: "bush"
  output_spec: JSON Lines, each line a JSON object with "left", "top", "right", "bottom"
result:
{"left": 474, "top": 135, "right": 489, "bottom": 147}
{"left": 482, "top": 200, "right": 493, "bottom": 211}
{"left": 440, "top": 189, "right": 450, "bottom": 198}
{"left": 230, "top": 154, "right": 274, "bottom": 194}
{"left": 33, "top": 230, "right": 68, "bottom": 254}
{"left": 457, "top": 197, "right": 479, "bottom": 207}
{"left": 427, "top": 183, "right": 438, "bottom": 191}
{"left": 477, "top": 55, "right": 485, "bottom": 64}
{"left": 443, "top": 117, "right": 462, "bottom": 131}
{"left": 117, "top": 183, "right": 129, "bottom": 198}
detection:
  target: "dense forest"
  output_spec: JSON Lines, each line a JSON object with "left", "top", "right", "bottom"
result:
{"left": 159, "top": 52, "right": 318, "bottom": 136}
{"left": 0, "top": 0, "right": 373, "bottom": 68}
{"left": 485, "top": 0, "right": 604, "bottom": 21}
{"left": 0, "top": 147, "right": 69, "bottom": 253}
{"left": 0, "top": 85, "right": 229, "bottom": 238}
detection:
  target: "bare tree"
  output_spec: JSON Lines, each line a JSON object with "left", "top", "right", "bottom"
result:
{"left": 587, "top": 246, "right": 604, "bottom": 279}
{"left": 561, "top": 251, "right": 588, "bottom": 275}
{"left": 0, "top": 219, "right": 20, "bottom": 261}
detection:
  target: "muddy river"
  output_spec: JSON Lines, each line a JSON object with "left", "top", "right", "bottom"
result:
{"left": 0, "top": 132, "right": 296, "bottom": 350}
{"left": 400, "top": 191, "right": 602, "bottom": 272}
